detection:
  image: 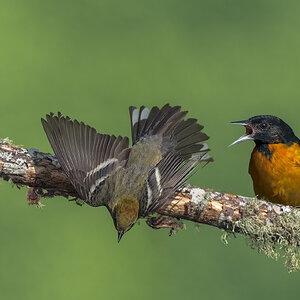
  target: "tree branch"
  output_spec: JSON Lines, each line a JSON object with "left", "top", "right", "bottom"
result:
{"left": 0, "top": 140, "right": 299, "bottom": 271}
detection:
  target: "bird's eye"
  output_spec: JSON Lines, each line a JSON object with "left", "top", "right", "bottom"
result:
{"left": 260, "top": 123, "right": 268, "bottom": 129}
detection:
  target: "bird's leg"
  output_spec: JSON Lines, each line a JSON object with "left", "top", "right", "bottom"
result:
{"left": 146, "top": 214, "right": 185, "bottom": 236}
{"left": 27, "top": 187, "right": 42, "bottom": 206}
{"left": 68, "top": 197, "right": 84, "bottom": 206}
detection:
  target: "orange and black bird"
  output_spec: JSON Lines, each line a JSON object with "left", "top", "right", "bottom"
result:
{"left": 230, "top": 115, "right": 300, "bottom": 207}
{"left": 41, "top": 104, "right": 212, "bottom": 241}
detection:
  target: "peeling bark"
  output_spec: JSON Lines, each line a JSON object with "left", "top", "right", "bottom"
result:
{"left": 0, "top": 141, "right": 299, "bottom": 271}
{"left": 0, "top": 142, "right": 298, "bottom": 229}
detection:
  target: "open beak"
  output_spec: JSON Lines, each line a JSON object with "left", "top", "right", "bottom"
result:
{"left": 229, "top": 120, "right": 254, "bottom": 147}
{"left": 117, "top": 230, "right": 124, "bottom": 243}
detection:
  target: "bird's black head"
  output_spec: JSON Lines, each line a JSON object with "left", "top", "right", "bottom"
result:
{"left": 230, "top": 115, "right": 299, "bottom": 146}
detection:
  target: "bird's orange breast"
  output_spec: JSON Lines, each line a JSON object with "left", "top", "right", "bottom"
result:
{"left": 249, "top": 143, "right": 300, "bottom": 206}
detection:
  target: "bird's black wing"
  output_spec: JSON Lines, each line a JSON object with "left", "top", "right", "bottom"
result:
{"left": 129, "top": 104, "right": 213, "bottom": 216}
{"left": 41, "top": 113, "right": 130, "bottom": 206}
{"left": 140, "top": 152, "right": 207, "bottom": 217}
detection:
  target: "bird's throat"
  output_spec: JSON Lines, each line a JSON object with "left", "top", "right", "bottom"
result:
{"left": 115, "top": 196, "right": 139, "bottom": 232}
{"left": 256, "top": 143, "right": 273, "bottom": 160}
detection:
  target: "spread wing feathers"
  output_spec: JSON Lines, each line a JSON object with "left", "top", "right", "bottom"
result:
{"left": 129, "top": 104, "right": 187, "bottom": 145}
{"left": 140, "top": 152, "right": 201, "bottom": 217}
{"left": 129, "top": 104, "right": 213, "bottom": 162}
{"left": 41, "top": 113, "right": 130, "bottom": 204}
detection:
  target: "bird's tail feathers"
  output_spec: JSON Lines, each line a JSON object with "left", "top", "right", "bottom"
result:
{"left": 129, "top": 104, "right": 212, "bottom": 161}
{"left": 173, "top": 117, "right": 213, "bottom": 160}
{"left": 129, "top": 104, "right": 187, "bottom": 145}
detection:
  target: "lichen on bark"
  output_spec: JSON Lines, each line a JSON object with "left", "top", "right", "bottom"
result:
{"left": 222, "top": 197, "right": 300, "bottom": 272}
{"left": 0, "top": 140, "right": 300, "bottom": 272}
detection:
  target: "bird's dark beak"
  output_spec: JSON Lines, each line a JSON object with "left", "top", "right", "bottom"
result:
{"left": 117, "top": 230, "right": 124, "bottom": 243}
{"left": 229, "top": 120, "right": 254, "bottom": 146}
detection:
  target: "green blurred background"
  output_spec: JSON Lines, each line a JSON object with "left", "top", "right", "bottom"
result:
{"left": 0, "top": 0, "right": 300, "bottom": 299}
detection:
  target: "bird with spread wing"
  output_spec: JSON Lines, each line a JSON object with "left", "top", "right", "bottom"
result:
{"left": 42, "top": 104, "right": 212, "bottom": 241}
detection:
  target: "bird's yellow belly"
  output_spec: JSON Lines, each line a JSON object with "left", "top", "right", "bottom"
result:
{"left": 249, "top": 143, "right": 300, "bottom": 206}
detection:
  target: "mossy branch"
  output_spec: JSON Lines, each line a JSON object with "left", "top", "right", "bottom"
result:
{"left": 0, "top": 140, "right": 299, "bottom": 272}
